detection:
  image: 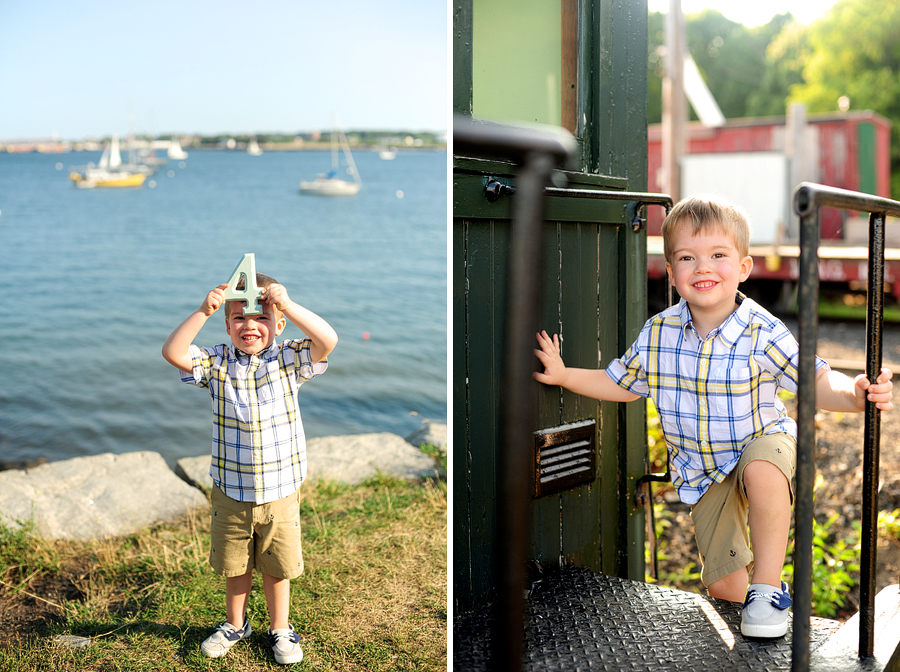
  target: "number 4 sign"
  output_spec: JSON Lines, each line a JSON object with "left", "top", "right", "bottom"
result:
{"left": 223, "top": 253, "right": 264, "bottom": 316}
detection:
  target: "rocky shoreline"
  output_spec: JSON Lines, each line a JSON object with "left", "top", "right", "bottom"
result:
{"left": 0, "top": 423, "right": 446, "bottom": 542}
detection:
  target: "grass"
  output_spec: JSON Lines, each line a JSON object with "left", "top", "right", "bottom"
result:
{"left": 0, "top": 474, "right": 447, "bottom": 671}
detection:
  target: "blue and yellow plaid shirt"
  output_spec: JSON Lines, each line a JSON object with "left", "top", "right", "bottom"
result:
{"left": 179, "top": 339, "right": 327, "bottom": 504}
{"left": 606, "top": 293, "right": 829, "bottom": 505}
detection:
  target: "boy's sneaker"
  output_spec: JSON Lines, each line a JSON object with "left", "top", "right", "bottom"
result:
{"left": 741, "top": 581, "right": 792, "bottom": 638}
{"left": 268, "top": 625, "right": 304, "bottom": 664}
{"left": 200, "top": 616, "right": 252, "bottom": 658}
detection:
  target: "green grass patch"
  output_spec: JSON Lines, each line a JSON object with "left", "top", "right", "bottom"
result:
{"left": 0, "top": 476, "right": 447, "bottom": 671}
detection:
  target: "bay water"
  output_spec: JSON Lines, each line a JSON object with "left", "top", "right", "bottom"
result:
{"left": 0, "top": 148, "right": 447, "bottom": 466}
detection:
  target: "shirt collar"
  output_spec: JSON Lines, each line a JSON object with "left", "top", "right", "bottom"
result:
{"left": 677, "top": 291, "right": 748, "bottom": 346}
{"left": 229, "top": 341, "right": 278, "bottom": 361}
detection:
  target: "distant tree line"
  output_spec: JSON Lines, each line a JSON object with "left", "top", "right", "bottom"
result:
{"left": 649, "top": 0, "right": 900, "bottom": 197}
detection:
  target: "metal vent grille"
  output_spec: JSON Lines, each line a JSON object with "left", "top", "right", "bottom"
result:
{"left": 533, "top": 420, "right": 596, "bottom": 498}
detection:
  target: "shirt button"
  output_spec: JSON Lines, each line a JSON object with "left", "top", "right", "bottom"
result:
{"left": 701, "top": 441, "right": 708, "bottom": 449}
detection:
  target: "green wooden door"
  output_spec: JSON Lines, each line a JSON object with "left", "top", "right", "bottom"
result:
{"left": 453, "top": 0, "right": 651, "bottom": 613}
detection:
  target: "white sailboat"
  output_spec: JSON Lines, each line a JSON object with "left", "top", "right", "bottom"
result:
{"left": 247, "top": 137, "right": 263, "bottom": 155}
{"left": 69, "top": 135, "right": 146, "bottom": 188}
{"left": 168, "top": 138, "right": 188, "bottom": 160}
{"left": 378, "top": 138, "right": 396, "bottom": 160}
{"left": 298, "top": 119, "right": 361, "bottom": 196}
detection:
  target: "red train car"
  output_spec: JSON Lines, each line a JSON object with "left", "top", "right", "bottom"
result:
{"left": 646, "top": 108, "right": 899, "bottom": 303}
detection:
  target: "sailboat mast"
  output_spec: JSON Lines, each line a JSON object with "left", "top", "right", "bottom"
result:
{"left": 340, "top": 129, "right": 361, "bottom": 185}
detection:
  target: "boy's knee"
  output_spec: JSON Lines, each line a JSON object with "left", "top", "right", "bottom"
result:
{"left": 743, "top": 459, "right": 789, "bottom": 493}
{"left": 708, "top": 569, "right": 749, "bottom": 603}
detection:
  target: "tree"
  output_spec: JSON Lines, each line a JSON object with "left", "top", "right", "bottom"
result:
{"left": 648, "top": 9, "right": 797, "bottom": 124}
{"left": 788, "top": 0, "right": 900, "bottom": 196}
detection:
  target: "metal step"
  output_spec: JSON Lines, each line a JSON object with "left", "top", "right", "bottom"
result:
{"left": 810, "top": 584, "right": 900, "bottom": 672}
{"left": 454, "top": 566, "right": 843, "bottom": 671}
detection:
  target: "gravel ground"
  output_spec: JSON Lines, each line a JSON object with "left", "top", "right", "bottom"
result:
{"left": 652, "top": 317, "right": 900, "bottom": 621}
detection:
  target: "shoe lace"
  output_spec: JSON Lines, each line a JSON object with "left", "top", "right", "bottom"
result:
{"left": 746, "top": 587, "right": 791, "bottom": 608}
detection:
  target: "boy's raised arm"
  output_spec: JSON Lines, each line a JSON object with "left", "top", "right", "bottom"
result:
{"left": 264, "top": 284, "right": 338, "bottom": 364}
{"left": 815, "top": 366, "right": 894, "bottom": 413}
{"left": 162, "top": 284, "right": 228, "bottom": 373}
{"left": 533, "top": 330, "right": 640, "bottom": 402}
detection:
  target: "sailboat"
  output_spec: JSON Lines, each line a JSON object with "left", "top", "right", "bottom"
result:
{"left": 298, "top": 119, "right": 361, "bottom": 196}
{"left": 69, "top": 135, "right": 146, "bottom": 188}
{"left": 167, "top": 138, "right": 188, "bottom": 160}
{"left": 378, "top": 138, "right": 397, "bottom": 160}
{"left": 247, "top": 137, "right": 263, "bottom": 155}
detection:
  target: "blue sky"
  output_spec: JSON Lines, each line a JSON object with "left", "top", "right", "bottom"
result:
{"left": 648, "top": 0, "right": 838, "bottom": 27}
{"left": 0, "top": 0, "right": 448, "bottom": 140}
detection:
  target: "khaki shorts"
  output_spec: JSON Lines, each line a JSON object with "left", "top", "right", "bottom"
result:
{"left": 209, "top": 485, "right": 304, "bottom": 579}
{"left": 689, "top": 433, "right": 795, "bottom": 587}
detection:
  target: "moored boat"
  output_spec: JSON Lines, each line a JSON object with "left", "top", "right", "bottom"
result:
{"left": 299, "top": 118, "right": 361, "bottom": 196}
{"left": 68, "top": 135, "right": 147, "bottom": 188}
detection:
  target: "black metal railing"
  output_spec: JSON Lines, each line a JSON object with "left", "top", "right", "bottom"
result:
{"left": 455, "top": 117, "right": 674, "bottom": 672}
{"left": 455, "top": 117, "right": 577, "bottom": 672}
{"left": 792, "top": 182, "right": 900, "bottom": 670}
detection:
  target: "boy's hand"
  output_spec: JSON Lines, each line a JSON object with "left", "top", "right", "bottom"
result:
{"left": 533, "top": 330, "right": 569, "bottom": 387}
{"left": 201, "top": 284, "right": 229, "bottom": 316}
{"left": 262, "top": 283, "right": 291, "bottom": 312}
{"left": 854, "top": 367, "right": 894, "bottom": 412}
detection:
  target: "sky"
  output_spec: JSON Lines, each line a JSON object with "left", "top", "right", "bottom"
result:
{"left": 647, "top": 0, "right": 839, "bottom": 27}
{"left": 0, "top": 0, "right": 447, "bottom": 140}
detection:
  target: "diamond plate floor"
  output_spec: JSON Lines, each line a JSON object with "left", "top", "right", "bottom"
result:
{"left": 454, "top": 566, "right": 843, "bottom": 671}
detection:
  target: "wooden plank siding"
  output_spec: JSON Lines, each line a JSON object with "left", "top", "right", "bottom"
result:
{"left": 453, "top": 0, "right": 651, "bottom": 612}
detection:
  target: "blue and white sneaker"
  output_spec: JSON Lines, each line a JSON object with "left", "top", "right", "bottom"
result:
{"left": 741, "top": 581, "right": 792, "bottom": 638}
{"left": 200, "top": 616, "right": 252, "bottom": 658}
{"left": 268, "top": 624, "right": 304, "bottom": 664}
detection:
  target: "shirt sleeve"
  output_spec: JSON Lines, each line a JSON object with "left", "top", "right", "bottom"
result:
{"left": 178, "top": 344, "right": 216, "bottom": 389}
{"left": 605, "top": 333, "right": 651, "bottom": 398}
{"left": 281, "top": 339, "right": 328, "bottom": 382}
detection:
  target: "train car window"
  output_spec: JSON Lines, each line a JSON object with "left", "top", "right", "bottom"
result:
{"left": 472, "top": 0, "right": 578, "bottom": 134}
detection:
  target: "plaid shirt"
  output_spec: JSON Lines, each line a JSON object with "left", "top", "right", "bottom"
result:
{"left": 179, "top": 339, "right": 327, "bottom": 504}
{"left": 606, "top": 293, "right": 829, "bottom": 505}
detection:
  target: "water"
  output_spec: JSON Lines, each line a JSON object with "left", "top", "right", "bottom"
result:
{"left": 0, "top": 148, "right": 447, "bottom": 466}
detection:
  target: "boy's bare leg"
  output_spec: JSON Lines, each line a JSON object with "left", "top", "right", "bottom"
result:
{"left": 263, "top": 573, "right": 291, "bottom": 631}
{"left": 707, "top": 460, "right": 790, "bottom": 602}
{"left": 743, "top": 459, "right": 791, "bottom": 588}
{"left": 226, "top": 572, "right": 253, "bottom": 626}
{"left": 708, "top": 566, "right": 749, "bottom": 602}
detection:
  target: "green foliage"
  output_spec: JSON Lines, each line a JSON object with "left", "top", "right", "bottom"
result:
{"left": 879, "top": 509, "right": 900, "bottom": 539}
{"left": 782, "top": 477, "right": 861, "bottom": 619}
{"left": 646, "top": 398, "right": 667, "bottom": 474}
{"left": 647, "top": 9, "right": 797, "bottom": 124}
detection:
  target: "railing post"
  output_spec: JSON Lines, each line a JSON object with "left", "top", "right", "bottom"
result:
{"left": 793, "top": 183, "right": 900, "bottom": 669}
{"left": 793, "top": 193, "right": 819, "bottom": 672}
{"left": 453, "top": 117, "right": 577, "bottom": 672}
{"left": 860, "top": 211, "right": 885, "bottom": 658}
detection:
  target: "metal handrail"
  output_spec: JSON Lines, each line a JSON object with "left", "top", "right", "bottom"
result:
{"left": 455, "top": 116, "right": 577, "bottom": 672}
{"left": 792, "top": 182, "right": 900, "bottom": 670}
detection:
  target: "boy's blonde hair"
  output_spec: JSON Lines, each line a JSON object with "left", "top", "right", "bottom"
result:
{"left": 226, "top": 272, "right": 282, "bottom": 319}
{"left": 661, "top": 194, "right": 752, "bottom": 264}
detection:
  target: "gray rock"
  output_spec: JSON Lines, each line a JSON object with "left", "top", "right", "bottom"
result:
{"left": 405, "top": 422, "right": 447, "bottom": 450}
{"left": 0, "top": 451, "right": 208, "bottom": 541}
{"left": 175, "top": 455, "right": 213, "bottom": 492}
{"left": 306, "top": 432, "right": 440, "bottom": 485}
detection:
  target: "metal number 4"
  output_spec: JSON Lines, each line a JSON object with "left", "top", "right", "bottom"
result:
{"left": 223, "top": 253, "right": 263, "bottom": 316}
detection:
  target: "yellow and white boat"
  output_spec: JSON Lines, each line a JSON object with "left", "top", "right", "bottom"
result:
{"left": 69, "top": 135, "right": 146, "bottom": 188}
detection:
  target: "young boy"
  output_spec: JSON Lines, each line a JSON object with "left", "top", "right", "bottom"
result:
{"left": 162, "top": 272, "right": 338, "bottom": 663}
{"left": 534, "top": 194, "right": 893, "bottom": 638}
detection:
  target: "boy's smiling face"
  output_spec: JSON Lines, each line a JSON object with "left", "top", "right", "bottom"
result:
{"left": 225, "top": 300, "right": 286, "bottom": 354}
{"left": 666, "top": 219, "right": 753, "bottom": 321}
